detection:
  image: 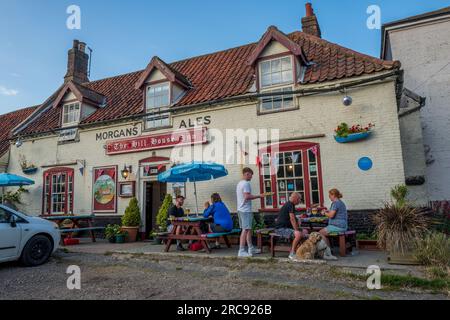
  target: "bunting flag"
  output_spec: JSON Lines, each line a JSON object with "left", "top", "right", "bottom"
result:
{"left": 309, "top": 145, "right": 318, "bottom": 156}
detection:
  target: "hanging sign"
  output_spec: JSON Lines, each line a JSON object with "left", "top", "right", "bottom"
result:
{"left": 92, "top": 166, "right": 117, "bottom": 213}
{"left": 106, "top": 127, "right": 208, "bottom": 155}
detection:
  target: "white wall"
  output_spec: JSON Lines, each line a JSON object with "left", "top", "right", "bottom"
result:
{"left": 7, "top": 79, "right": 408, "bottom": 221}
{"left": 387, "top": 17, "right": 450, "bottom": 200}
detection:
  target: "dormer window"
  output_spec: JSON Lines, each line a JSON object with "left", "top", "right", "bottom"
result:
{"left": 260, "top": 56, "right": 293, "bottom": 88}
{"left": 62, "top": 102, "right": 81, "bottom": 126}
{"left": 145, "top": 82, "right": 171, "bottom": 129}
{"left": 258, "top": 56, "right": 295, "bottom": 113}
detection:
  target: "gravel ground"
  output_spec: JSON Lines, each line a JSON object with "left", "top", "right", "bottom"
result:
{"left": 0, "top": 250, "right": 448, "bottom": 300}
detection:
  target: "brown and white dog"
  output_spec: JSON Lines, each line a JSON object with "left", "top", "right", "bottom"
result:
{"left": 296, "top": 232, "right": 322, "bottom": 260}
{"left": 296, "top": 232, "right": 337, "bottom": 261}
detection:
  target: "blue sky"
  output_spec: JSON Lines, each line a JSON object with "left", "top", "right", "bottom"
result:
{"left": 1, "top": 0, "right": 449, "bottom": 114}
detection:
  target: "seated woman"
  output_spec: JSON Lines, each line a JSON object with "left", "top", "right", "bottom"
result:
{"left": 319, "top": 189, "right": 348, "bottom": 247}
{"left": 203, "top": 193, "right": 233, "bottom": 233}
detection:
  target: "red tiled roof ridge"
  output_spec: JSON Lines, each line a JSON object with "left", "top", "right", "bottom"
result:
{"left": 291, "top": 31, "right": 400, "bottom": 68}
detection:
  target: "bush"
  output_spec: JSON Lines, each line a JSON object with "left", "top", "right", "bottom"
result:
{"left": 390, "top": 184, "right": 409, "bottom": 208}
{"left": 414, "top": 232, "right": 450, "bottom": 268}
{"left": 156, "top": 194, "right": 173, "bottom": 232}
{"left": 121, "top": 197, "right": 141, "bottom": 227}
{"left": 374, "top": 203, "right": 429, "bottom": 254}
{"left": 105, "top": 224, "right": 121, "bottom": 239}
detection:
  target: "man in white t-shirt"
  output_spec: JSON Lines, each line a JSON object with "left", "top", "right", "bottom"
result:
{"left": 236, "top": 167, "right": 265, "bottom": 257}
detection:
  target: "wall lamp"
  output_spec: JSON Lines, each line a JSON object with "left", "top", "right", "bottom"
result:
{"left": 121, "top": 164, "right": 133, "bottom": 179}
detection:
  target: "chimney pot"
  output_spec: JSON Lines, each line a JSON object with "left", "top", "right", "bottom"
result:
{"left": 301, "top": 2, "right": 322, "bottom": 38}
{"left": 305, "top": 3, "right": 314, "bottom": 17}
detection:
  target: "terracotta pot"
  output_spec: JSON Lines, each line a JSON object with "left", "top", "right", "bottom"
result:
{"left": 121, "top": 226, "right": 139, "bottom": 242}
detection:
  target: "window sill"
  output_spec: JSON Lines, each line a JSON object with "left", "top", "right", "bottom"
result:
{"left": 257, "top": 106, "right": 299, "bottom": 116}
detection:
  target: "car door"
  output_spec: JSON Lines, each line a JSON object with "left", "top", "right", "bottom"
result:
{"left": 0, "top": 207, "right": 21, "bottom": 260}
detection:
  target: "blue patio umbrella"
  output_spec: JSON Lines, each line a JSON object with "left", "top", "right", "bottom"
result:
{"left": 0, "top": 173, "right": 35, "bottom": 204}
{"left": 158, "top": 162, "right": 228, "bottom": 214}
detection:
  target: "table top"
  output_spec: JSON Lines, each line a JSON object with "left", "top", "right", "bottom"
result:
{"left": 297, "top": 216, "right": 329, "bottom": 223}
{"left": 170, "top": 216, "right": 211, "bottom": 222}
{"left": 41, "top": 215, "right": 94, "bottom": 221}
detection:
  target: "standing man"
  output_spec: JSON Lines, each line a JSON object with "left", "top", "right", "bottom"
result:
{"left": 236, "top": 167, "right": 265, "bottom": 257}
{"left": 274, "top": 192, "right": 309, "bottom": 260}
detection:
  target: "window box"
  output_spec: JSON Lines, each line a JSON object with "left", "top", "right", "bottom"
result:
{"left": 22, "top": 167, "right": 38, "bottom": 175}
{"left": 334, "top": 131, "right": 372, "bottom": 143}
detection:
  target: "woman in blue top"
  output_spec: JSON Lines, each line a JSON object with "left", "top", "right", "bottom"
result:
{"left": 203, "top": 193, "right": 233, "bottom": 233}
{"left": 319, "top": 189, "right": 348, "bottom": 247}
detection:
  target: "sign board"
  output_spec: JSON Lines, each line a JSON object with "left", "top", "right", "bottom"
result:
{"left": 106, "top": 127, "right": 208, "bottom": 155}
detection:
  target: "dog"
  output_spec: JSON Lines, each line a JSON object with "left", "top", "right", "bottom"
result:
{"left": 296, "top": 232, "right": 322, "bottom": 260}
{"left": 315, "top": 238, "right": 337, "bottom": 260}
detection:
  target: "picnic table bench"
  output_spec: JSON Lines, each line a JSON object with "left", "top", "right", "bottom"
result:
{"left": 40, "top": 214, "right": 104, "bottom": 244}
{"left": 165, "top": 216, "right": 240, "bottom": 254}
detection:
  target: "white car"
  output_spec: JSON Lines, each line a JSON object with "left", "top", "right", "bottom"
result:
{"left": 0, "top": 204, "right": 60, "bottom": 266}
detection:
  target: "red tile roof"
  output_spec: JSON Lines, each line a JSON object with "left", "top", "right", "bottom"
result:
{"left": 0, "top": 106, "right": 38, "bottom": 157}
{"left": 17, "top": 29, "right": 400, "bottom": 136}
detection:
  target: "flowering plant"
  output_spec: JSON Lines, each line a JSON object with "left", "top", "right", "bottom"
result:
{"left": 335, "top": 122, "right": 375, "bottom": 138}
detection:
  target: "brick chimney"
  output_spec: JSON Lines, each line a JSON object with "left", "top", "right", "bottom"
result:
{"left": 301, "top": 2, "right": 322, "bottom": 38}
{"left": 64, "top": 40, "right": 89, "bottom": 84}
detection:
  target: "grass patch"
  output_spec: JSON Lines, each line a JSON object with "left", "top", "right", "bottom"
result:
{"left": 380, "top": 274, "right": 449, "bottom": 291}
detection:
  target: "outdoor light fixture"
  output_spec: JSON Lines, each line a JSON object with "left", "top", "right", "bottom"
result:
{"left": 15, "top": 138, "right": 23, "bottom": 148}
{"left": 121, "top": 165, "right": 132, "bottom": 179}
{"left": 342, "top": 88, "right": 353, "bottom": 106}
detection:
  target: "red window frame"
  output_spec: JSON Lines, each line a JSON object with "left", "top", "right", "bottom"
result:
{"left": 258, "top": 141, "right": 324, "bottom": 210}
{"left": 42, "top": 167, "right": 74, "bottom": 215}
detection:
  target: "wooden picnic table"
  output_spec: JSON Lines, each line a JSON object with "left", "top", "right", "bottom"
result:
{"left": 41, "top": 214, "right": 102, "bottom": 243}
{"left": 164, "top": 215, "right": 238, "bottom": 254}
{"left": 298, "top": 216, "right": 329, "bottom": 230}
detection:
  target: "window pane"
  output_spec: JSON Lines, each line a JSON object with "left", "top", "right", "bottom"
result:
{"left": 312, "top": 191, "right": 320, "bottom": 205}
{"left": 271, "top": 59, "right": 281, "bottom": 72}
{"left": 273, "top": 95, "right": 282, "bottom": 109}
{"left": 311, "top": 177, "right": 318, "bottom": 191}
{"left": 277, "top": 166, "right": 285, "bottom": 178}
{"left": 261, "top": 74, "right": 271, "bottom": 87}
{"left": 286, "top": 165, "right": 294, "bottom": 177}
{"left": 294, "top": 165, "right": 303, "bottom": 177}
{"left": 278, "top": 180, "right": 286, "bottom": 192}
{"left": 261, "top": 61, "right": 270, "bottom": 74}
{"left": 261, "top": 97, "right": 272, "bottom": 110}
{"left": 309, "top": 150, "right": 316, "bottom": 163}
{"left": 271, "top": 72, "right": 281, "bottom": 84}
{"left": 295, "top": 179, "right": 304, "bottom": 191}
{"left": 281, "top": 57, "right": 292, "bottom": 71}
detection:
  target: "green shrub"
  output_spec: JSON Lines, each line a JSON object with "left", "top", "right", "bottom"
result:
{"left": 156, "top": 194, "right": 173, "bottom": 232}
{"left": 121, "top": 197, "right": 141, "bottom": 227}
{"left": 414, "top": 232, "right": 450, "bottom": 268}
{"left": 390, "top": 184, "right": 409, "bottom": 208}
{"left": 105, "top": 224, "right": 121, "bottom": 239}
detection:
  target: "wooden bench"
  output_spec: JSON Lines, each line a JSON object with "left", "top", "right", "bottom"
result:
{"left": 269, "top": 230, "right": 357, "bottom": 258}
{"left": 256, "top": 228, "right": 275, "bottom": 252}
{"left": 327, "top": 230, "right": 357, "bottom": 257}
{"left": 201, "top": 229, "right": 241, "bottom": 249}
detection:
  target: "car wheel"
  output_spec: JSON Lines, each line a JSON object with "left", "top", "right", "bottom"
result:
{"left": 20, "top": 235, "right": 53, "bottom": 267}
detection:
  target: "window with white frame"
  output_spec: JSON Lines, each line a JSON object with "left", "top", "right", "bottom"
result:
{"left": 146, "top": 83, "right": 171, "bottom": 129}
{"left": 62, "top": 102, "right": 81, "bottom": 125}
{"left": 260, "top": 87, "right": 294, "bottom": 112}
{"left": 259, "top": 56, "right": 293, "bottom": 88}
{"left": 259, "top": 56, "right": 295, "bottom": 113}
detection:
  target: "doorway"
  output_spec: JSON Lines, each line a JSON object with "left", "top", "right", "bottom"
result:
{"left": 144, "top": 181, "right": 167, "bottom": 233}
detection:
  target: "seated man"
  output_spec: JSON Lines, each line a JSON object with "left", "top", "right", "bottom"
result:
{"left": 203, "top": 193, "right": 233, "bottom": 249}
{"left": 168, "top": 195, "right": 186, "bottom": 251}
{"left": 274, "top": 192, "right": 309, "bottom": 261}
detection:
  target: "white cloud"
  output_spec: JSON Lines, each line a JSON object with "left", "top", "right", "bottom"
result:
{"left": 0, "top": 85, "right": 19, "bottom": 96}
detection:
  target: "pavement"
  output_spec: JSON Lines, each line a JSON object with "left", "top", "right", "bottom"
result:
{"left": 63, "top": 238, "right": 422, "bottom": 274}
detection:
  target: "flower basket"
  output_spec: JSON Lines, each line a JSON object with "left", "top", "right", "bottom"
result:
{"left": 22, "top": 167, "right": 38, "bottom": 175}
{"left": 334, "top": 131, "right": 372, "bottom": 143}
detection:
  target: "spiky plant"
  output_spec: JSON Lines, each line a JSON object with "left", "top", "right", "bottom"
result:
{"left": 390, "top": 184, "right": 409, "bottom": 208}
{"left": 374, "top": 203, "right": 429, "bottom": 255}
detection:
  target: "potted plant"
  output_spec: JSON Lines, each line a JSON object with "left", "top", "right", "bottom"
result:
{"left": 19, "top": 155, "right": 38, "bottom": 175}
{"left": 121, "top": 197, "right": 141, "bottom": 242}
{"left": 105, "top": 224, "right": 120, "bottom": 243}
{"left": 356, "top": 233, "right": 380, "bottom": 251}
{"left": 156, "top": 194, "right": 173, "bottom": 232}
{"left": 0, "top": 187, "right": 28, "bottom": 210}
{"left": 374, "top": 185, "right": 429, "bottom": 265}
{"left": 334, "top": 122, "right": 375, "bottom": 143}
{"left": 115, "top": 230, "right": 128, "bottom": 244}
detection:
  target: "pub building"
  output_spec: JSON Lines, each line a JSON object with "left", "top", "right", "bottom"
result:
{"left": 2, "top": 4, "right": 428, "bottom": 235}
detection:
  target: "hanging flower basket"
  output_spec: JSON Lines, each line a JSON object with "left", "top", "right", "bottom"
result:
{"left": 22, "top": 167, "right": 38, "bottom": 175}
{"left": 334, "top": 131, "right": 372, "bottom": 143}
{"left": 334, "top": 122, "right": 374, "bottom": 144}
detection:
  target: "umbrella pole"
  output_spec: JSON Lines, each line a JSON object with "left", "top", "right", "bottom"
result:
{"left": 194, "top": 180, "right": 199, "bottom": 215}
